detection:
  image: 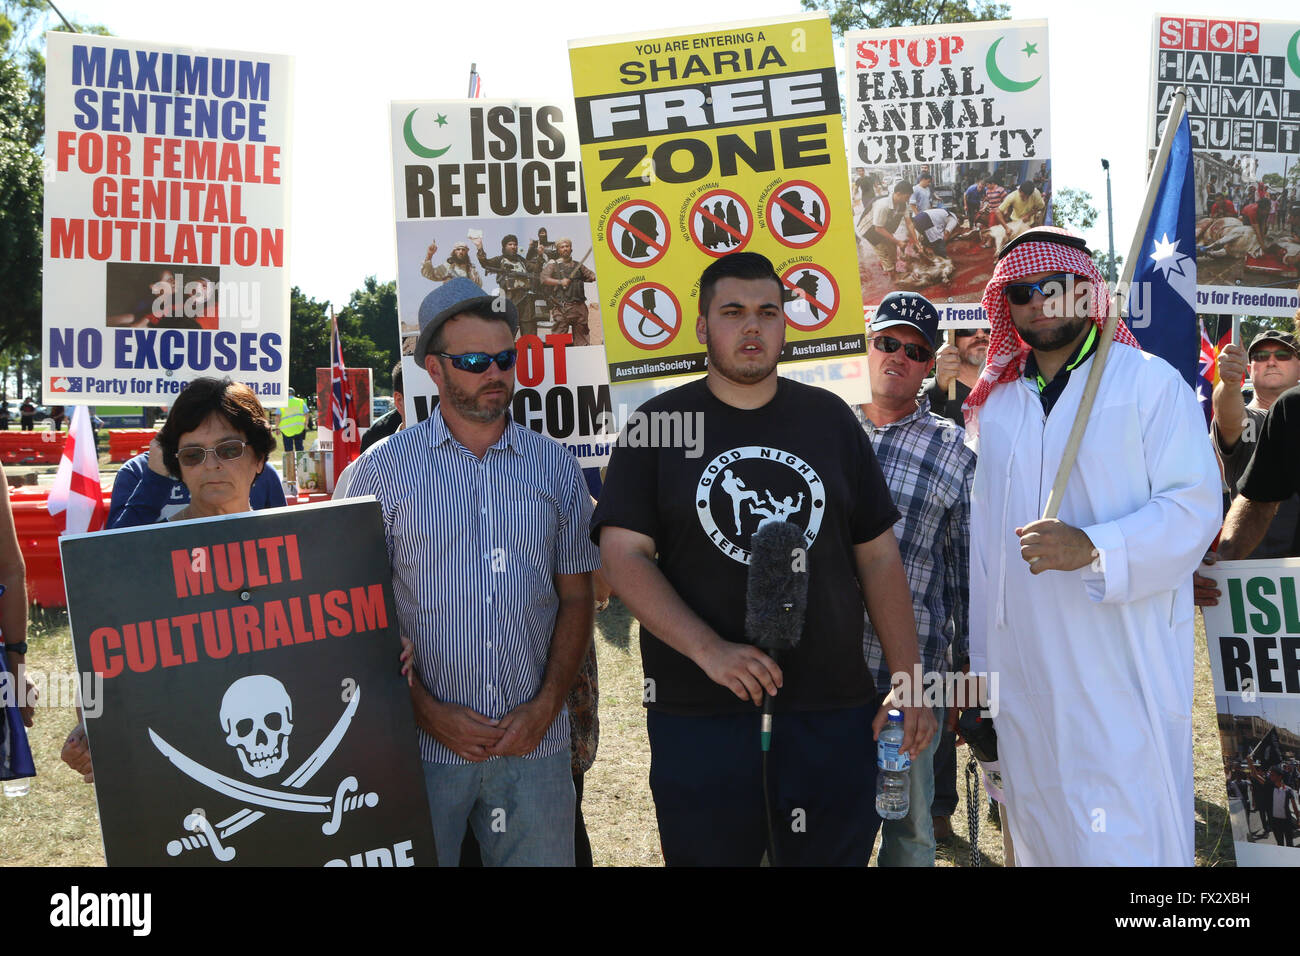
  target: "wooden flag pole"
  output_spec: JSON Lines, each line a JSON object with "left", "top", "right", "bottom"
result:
{"left": 1041, "top": 87, "right": 1188, "bottom": 521}
{"left": 947, "top": 329, "right": 958, "bottom": 402}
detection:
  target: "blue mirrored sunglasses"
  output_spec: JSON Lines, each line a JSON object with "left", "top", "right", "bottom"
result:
{"left": 1003, "top": 272, "right": 1078, "bottom": 306}
{"left": 436, "top": 349, "right": 517, "bottom": 374}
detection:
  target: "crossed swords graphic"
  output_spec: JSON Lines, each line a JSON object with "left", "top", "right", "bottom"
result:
{"left": 150, "top": 688, "right": 377, "bottom": 861}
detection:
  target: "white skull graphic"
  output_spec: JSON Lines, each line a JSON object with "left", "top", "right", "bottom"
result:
{"left": 220, "top": 675, "right": 293, "bottom": 778}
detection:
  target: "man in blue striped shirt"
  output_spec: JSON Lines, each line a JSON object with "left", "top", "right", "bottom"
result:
{"left": 348, "top": 278, "right": 599, "bottom": 867}
{"left": 857, "top": 291, "right": 975, "bottom": 866}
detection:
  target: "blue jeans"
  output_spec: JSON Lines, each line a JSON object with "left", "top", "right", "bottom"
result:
{"left": 878, "top": 706, "right": 944, "bottom": 867}
{"left": 422, "top": 750, "right": 575, "bottom": 867}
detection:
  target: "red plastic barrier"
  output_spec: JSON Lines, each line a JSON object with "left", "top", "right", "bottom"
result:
{"left": 0, "top": 430, "right": 66, "bottom": 464}
{"left": 108, "top": 429, "right": 158, "bottom": 463}
{"left": 10, "top": 486, "right": 108, "bottom": 607}
{"left": 11, "top": 485, "right": 340, "bottom": 608}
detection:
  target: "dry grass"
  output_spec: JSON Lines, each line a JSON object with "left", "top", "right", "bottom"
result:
{"left": 1, "top": 601, "right": 1234, "bottom": 867}
{"left": 0, "top": 608, "right": 105, "bottom": 866}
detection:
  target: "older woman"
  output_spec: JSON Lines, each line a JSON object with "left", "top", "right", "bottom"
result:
{"left": 61, "top": 378, "right": 277, "bottom": 781}
{"left": 154, "top": 377, "right": 277, "bottom": 521}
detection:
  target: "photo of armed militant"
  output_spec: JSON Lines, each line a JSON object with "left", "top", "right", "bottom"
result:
{"left": 540, "top": 237, "right": 597, "bottom": 346}
{"left": 474, "top": 233, "right": 538, "bottom": 337}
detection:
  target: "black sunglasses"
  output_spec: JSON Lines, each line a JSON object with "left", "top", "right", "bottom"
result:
{"left": 437, "top": 349, "right": 518, "bottom": 373}
{"left": 871, "top": 334, "right": 934, "bottom": 364}
{"left": 1004, "top": 272, "right": 1078, "bottom": 306}
{"left": 954, "top": 329, "right": 989, "bottom": 339}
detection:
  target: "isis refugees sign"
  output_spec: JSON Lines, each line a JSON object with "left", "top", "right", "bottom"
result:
{"left": 1203, "top": 558, "right": 1300, "bottom": 866}
{"left": 569, "top": 14, "right": 867, "bottom": 387}
{"left": 61, "top": 500, "right": 435, "bottom": 866}
{"left": 390, "top": 99, "right": 615, "bottom": 469}
{"left": 1149, "top": 16, "right": 1300, "bottom": 316}
{"left": 42, "top": 35, "right": 292, "bottom": 406}
{"left": 846, "top": 19, "right": 1051, "bottom": 324}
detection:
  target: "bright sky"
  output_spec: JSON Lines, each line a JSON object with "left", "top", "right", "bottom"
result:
{"left": 51, "top": 0, "right": 1300, "bottom": 309}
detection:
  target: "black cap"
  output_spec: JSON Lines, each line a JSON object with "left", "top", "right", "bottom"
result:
{"left": 871, "top": 291, "right": 939, "bottom": 348}
{"left": 1248, "top": 329, "right": 1299, "bottom": 358}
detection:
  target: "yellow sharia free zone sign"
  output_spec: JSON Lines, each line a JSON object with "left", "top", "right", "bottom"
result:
{"left": 569, "top": 14, "right": 866, "bottom": 386}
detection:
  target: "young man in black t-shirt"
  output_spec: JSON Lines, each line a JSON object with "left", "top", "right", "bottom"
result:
{"left": 592, "top": 252, "right": 935, "bottom": 865}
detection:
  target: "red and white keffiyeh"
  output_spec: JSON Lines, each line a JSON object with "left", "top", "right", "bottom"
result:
{"left": 963, "top": 226, "right": 1139, "bottom": 435}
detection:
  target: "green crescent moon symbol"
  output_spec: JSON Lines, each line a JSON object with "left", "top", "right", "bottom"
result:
{"left": 403, "top": 109, "right": 451, "bottom": 159}
{"left": 986, "top": 36, "right": 1041, "bottom": 93}
{"left": 1288, "top": 30, "right": 1300, "bottom": 79}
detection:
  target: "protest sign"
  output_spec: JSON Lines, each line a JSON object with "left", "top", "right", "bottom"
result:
{"left": 568, "top": 14, "right": 868, "bottom": 390}
{"left": 1203, "top": 557, "right": 1300, "bottom": 865}
{"left": 846, "top": 19, "right": 1051, "bottom": 325}
{"left": 62, "top": 499, "right": 435, "bottom": 866}
{"left": 390, "top": 99, "right": 613, "bottom": 468}
{"left": 42, "top": 34, "right": 292, "bottom": 405}
{"left": 1149, "top": 16, "right": 1300, "bottom": 317}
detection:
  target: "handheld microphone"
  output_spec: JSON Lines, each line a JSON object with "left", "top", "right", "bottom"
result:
{"left": 744, "top": 520, "right": 809, "bottom": 751}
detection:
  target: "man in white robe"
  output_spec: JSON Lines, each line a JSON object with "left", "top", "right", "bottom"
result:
{"left": 963, "top": 227, "right": 1222, "bottom": 865}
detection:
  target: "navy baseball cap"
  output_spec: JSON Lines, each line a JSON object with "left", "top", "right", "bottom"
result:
{"left": 871, "top": 291, "right": 940, "bottom": 349}
{"left": 414, "top": 277, "right": 518, "bottom": 365}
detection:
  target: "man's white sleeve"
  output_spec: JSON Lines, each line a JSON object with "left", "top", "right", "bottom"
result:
{"left": 1080, "top": 364, "right": 1223, "bottom": 604}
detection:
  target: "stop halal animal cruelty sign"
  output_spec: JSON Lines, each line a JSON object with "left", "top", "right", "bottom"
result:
{"left": 60, "top": 500, "right": 435, "bottom": 866}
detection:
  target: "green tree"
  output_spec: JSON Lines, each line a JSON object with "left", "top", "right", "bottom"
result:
{"left": 0, "top": 55, "right": 42, "bottom": 358}
{"left": 287, "top": 287, "right": 331, "bottom": 400}
{"left": 3, "top": 2, "right": 109, "bottom": 145}
{"left": 801, "top": 0, "right": 1009, "bottom": 36}
{"left": 287, "top": 286, "right": 390, "bottom": 403}
{"left": 0, "top": 4, "right": 109, "bottom": 394}
{"left": 337, "top": 277, "right": 399, "bottom": 383}
{"left": 1050, "top": 186, "right": 1098, "bottom": 232}
{"left": 1048, "top": 186, "right": 1125, "bottom": 280}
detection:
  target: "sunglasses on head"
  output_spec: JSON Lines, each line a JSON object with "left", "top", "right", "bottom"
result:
{"left": 437, "top": 349, "right": 518, "bottom": 373}
{"left": 1251, "top": 348, "right": 1297, "bottom": 363}
{"left": 1003, "top": 272, "right": 1079, "bottom": 306}
{"left": 871, "top": 334, "right": 934, "bottom": 363}
{"left": 177, "top": 439, "right": 248, "bottom": 468}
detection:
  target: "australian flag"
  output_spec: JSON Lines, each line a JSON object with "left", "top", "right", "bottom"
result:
{"left": 1126, "top": 110, "right": 1199, "bottom": 397}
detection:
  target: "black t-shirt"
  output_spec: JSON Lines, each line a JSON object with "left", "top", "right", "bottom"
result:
{"left": 591, "top": 377, "right": 900, "bottom": 716}
{"left": 922, "top": 377, "right": 970, "bottom": 428}
{"left": 1240, "top": 386, "right": 1300, "bottom": 555}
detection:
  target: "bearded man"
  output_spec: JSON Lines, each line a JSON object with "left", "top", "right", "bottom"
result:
{"left": 348, "top": 277, "right": 599, "bottom": 866}
{"left": 421, "top": 240, "right": 482, "bottom": 286}
{"left": 964, "top": 227, "right": 1221, "bottom": 866}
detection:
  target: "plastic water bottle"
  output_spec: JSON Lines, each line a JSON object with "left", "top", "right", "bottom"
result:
{"left": 3, "top": 778, "right": 30, "bottom": 798}
{"left": 875, "top": 709, "right": 911, "bottom": 820}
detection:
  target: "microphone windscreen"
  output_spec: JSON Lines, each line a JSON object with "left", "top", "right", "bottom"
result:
{"left": 744, "top": 520, "right": 809, "bottom": 653}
